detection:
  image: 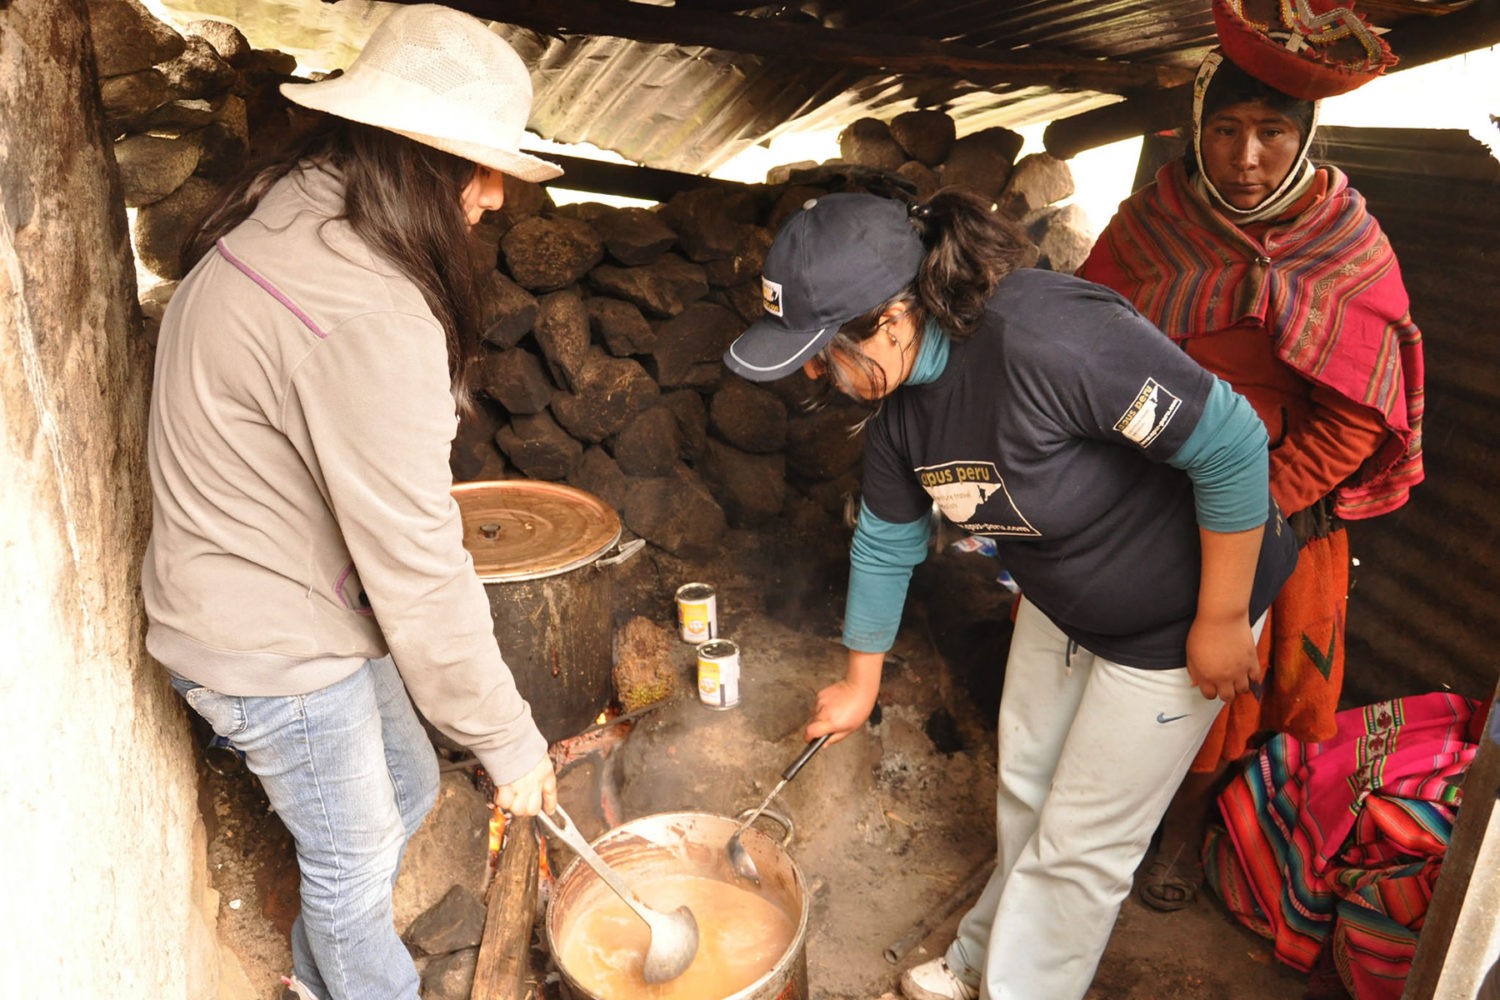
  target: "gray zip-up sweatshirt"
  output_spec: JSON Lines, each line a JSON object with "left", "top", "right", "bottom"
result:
{"left": 142, "top": 163, "right": 547, "bottom": 785}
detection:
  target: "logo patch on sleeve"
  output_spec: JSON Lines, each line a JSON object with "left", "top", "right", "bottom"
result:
{"left": 761, "top": 276, "right": 784, "bottom": 317}
{"left": 1114, "top": 379, "right": 1181, "bottom": 447}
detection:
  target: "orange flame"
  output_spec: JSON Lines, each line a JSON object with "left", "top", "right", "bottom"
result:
{"left": 484, "top": 804, "right": 508, "bottom": 887}
{"left": 489, "top": 805, "right": 508, "bottom": 854}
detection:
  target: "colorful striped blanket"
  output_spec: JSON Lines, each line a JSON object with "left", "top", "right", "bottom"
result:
{"left": 1204, "top": 692, "right": 1484, "bottom": 999}
{"left": 1082, "top": 160, "right": 1424, "bottom": 519}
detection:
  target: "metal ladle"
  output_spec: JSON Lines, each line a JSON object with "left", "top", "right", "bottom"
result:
{"left": 537, "top": 804, "right": 700, "bottom": 984}
{"left": 725, "top": 734, "right": 830, "bottom": 886}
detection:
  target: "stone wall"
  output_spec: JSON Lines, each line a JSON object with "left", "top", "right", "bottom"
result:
{"left": 0, "top": 0, "right": 225, "bottom": 997}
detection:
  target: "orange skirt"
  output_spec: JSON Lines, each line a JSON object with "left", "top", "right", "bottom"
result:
{"left": 1190, "top": 529, "right": 1348, "bottom": 772}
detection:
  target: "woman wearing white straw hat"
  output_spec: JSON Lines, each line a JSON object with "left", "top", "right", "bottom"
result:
{"left": 140, "top": 6, "right": 563, "bottom": 998}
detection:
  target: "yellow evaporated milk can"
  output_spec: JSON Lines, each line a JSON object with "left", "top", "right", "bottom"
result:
{"left": 696, "top": 639, "right": 741, "bottom": 710}
{"left": 674, "top": 582, "right": 717, "bottom": 643}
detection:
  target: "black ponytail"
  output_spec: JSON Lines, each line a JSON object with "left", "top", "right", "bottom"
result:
{"left": 908, "top": 189, "right": 1037, "bottom": 338}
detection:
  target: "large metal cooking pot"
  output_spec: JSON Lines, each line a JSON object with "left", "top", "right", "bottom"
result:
{"left": 546, "top": 811, "right": 811, "bottom": 1000}
{"left": 453, "top": 481, "right": 642, "bottom": 744}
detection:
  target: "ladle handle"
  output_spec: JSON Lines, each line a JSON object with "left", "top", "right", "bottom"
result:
{"left": 537, "top": 805, "right": 657, "bottom": 929}
{"left": 731, "top": 734, "right": 833, "bottom": 842}
{"left": 781, "top": 733, "right": 830, "bottom": 781}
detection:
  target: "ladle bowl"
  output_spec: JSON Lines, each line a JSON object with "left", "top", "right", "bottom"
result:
{"left": 725, "top": 734, "right": 829, "bottom": 886}
{"left": 537, "top": 804, "right": 700, "bottom": 984}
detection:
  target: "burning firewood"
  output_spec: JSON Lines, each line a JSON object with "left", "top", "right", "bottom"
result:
{"left": 473, "top": 812, "right": 543, "bottom": 1000}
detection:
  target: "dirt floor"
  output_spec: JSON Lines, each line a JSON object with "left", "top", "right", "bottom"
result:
{"left": 190, "top": 517, "right": 1324, "bottom": 1000}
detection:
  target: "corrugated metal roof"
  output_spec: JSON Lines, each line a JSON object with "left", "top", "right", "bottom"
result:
{"left": 150, "top": 0, "right": 1490, "bottom": 176}
{"left": 493, "top": 0, "right": 1225, "bottom": 172}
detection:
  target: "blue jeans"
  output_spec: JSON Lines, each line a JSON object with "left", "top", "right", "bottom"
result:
{"left": 171, "top": 656, "right": 439, "bottom": 1000}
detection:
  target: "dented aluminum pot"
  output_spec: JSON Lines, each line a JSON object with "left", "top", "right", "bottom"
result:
{"left": 546, "top": 811, "right": 810, "bottom": 1000}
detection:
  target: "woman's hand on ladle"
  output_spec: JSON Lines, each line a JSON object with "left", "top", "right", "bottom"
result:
{"left": 494, "top": 754, "right": 557, "bottom": 816}
{"left": 806, "top": 650, "right": 884, "bottom": 745}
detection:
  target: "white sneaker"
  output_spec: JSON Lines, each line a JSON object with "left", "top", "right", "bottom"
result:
{"left": 900, "top": 957, "right": 979, "bottom": 1000}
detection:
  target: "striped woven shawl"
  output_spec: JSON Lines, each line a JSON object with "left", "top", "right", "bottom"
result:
{"left": 1211, "top": 693, "right": 1481, "bottom": 994}
{"left": 1088, "top": 160, "right": 1424, "bottom": 519}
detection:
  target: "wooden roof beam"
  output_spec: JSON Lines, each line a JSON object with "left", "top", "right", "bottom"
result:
{"left": 1042, "top": 0, "right": 1500, "bottom": 159}
{"left": 523, "top": 149, "right": 751, "bottom": 201}
{"left": 425, "top": 0, "right": 1193, "bottom": 95}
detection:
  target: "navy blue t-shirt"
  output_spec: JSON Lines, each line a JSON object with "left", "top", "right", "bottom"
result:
{"left": 861, "top": 269, "right": 1297, "bottom": 668}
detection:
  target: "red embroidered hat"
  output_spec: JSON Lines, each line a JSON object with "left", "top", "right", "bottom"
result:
{"left": 1211, "top": 0, "right": 1399, "bottom": 100}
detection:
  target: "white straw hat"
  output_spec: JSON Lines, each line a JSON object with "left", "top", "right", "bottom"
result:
{"left": 278, "top": 4, "right": 563, "bottom": 182}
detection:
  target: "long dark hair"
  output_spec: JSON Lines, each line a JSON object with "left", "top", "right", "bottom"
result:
{"left": 184, "top": 117, "right": 487, "bottom": 411}
{"left": 808, "top": 187, "right": 1035, "bottom": 406}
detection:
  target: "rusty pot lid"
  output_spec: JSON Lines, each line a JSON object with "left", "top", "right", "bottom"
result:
{"left": 452, "top": 480, "right": 621, "bottom": 583}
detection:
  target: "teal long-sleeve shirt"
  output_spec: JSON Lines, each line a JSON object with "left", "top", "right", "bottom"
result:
{"left": 842, "top": 376, "right": 1268, "bottom": 653}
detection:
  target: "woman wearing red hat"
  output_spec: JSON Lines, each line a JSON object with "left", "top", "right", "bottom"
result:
{"left": 141, "top": 6, "right": 564, "bottom": 997}
{"left": 1077, "top": 47, "right": 1425, "bottom": 914}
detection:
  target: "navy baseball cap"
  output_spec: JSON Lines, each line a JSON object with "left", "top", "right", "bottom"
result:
{"left": 723, "top": 193, "right": 925, "bottom": 382}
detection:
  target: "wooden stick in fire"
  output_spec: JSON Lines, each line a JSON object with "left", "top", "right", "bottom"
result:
{"left": 472, "top": 814, "right": 540, "bottom": 1000}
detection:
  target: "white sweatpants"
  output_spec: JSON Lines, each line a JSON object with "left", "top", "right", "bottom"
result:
{"left": 943, "top": 599, "right": 1257, "bottom": 1000}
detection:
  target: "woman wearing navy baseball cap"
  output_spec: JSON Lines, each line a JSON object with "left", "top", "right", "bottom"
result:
{"left": 724, "top": 189, "right": 1298, "bottom": 1000}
